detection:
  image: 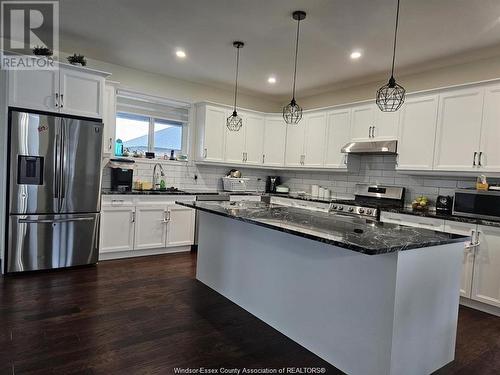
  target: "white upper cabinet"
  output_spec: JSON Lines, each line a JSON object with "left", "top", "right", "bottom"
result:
{"left": 433, "top": 87, "right": 484, "bottom": 171}
{"left": 284, "top": 117, "right": 306, "bottom": 167}
{"left": 224, "top": 110, "right": 265, "bottom": 165}
{"left": 479, "top": 84, "right": 500, "bottom": 172}
{"left": 244, "top": 112, "right": 265, "bottom": 165}
{"left": 472, "top": 225, "right": 500, "bottom": 308}
{"left": 102, "top": 83, "right": 117, "bottom": 157}
{"left": 196, "top": 104, "right": 227, "bottom": 162}
{"left": 324, "top": 108, "right": 351, "bottom": 168}
{"left": 7, "top": 63, "right": 108, "bottom": 118}
{"left": 59, "top": 66, "right": 104, "bottom": 118}
{"left": 303, "top": 112, "right": 328, "bottom": 167}
{"left": 8, "top": 69, "right": 59, "bottom": 112}
{"left": 374, "top": 108, "right": 400, "bottom": 140}
{"left": 350, "top": 103, "right": 399, "bottom": 142}
{"left": 224, "top": 110, "right": 245, "bottom": 164}
{"left": 397, "top": 94, "right": 439, "bottom": 170}
{"left": 263, "top": 116, "right": 286, "bottom": 167}
{"left": 351, "top": 104, "right": 375, "bottom": 141}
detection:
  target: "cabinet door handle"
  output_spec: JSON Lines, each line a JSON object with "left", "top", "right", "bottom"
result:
{"left": 131, "top": 211, "right": 136, "bottom": 223}
{"left": 473, "top": 151, "right": 477, "bottom": 166}
{"left": 262, "top": 154, "right": 265, "bottom": 164}
{"left": 344, "top": 154, "right": 348, "bottom": 165}
{"left": 163, "top": 210, "right": 170, "bottom": 223}
{"left": 203, "top": 148, "right": 207, "bottom": 158}
{"left": 368, "top": 126, "right": 372, "bottom": 138}
{"left": 478, "top": 152, "right": 483, "bottom": 166}
{"left": 371, "top": 126, "right": 375, "bottom": 138}
{"left": 55, "top": 93, "right": 59, "bottom": 108}
{"left": 108, "top": 138, "right": 113, "bottom": 150}
{"left": 60, "top": 94, "right": 64, "bottom": 108}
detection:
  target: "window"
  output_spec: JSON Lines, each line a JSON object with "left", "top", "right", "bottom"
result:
{"left": 116, "top": 113, "right": 184, "bottom": 156}
{"left": 115, "top": 90, "right": 190, "bottom": 158}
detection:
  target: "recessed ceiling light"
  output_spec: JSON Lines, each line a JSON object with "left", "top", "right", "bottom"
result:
{"left": 350, "top": 51, "right": 362, "bottom": 60}
{"left": 267, "top": 76, "right": 277, "bottom": 84}
{"left": 176, "top": 50, "right": 186, "bottom": 58}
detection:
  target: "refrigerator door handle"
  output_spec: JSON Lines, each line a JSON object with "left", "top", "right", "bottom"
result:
{"left": 54, "top": 133, "right": 60, "bottom": 198}
{"left": 60, "top": 120, "right": 66, "bottom": 201}
{"left": 18, "top": 217, "right": 94, "bottom": 224}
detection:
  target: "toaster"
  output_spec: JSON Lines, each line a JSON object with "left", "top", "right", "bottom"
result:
{"left": 436, "top": 195, "right": 453, "bottom": 214}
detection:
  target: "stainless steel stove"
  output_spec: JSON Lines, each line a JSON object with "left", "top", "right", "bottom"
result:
{"left": 329, "top": 185, "right": 405, "bottom": 220}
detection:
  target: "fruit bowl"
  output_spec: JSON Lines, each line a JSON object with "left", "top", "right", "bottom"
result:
{"left": 412, "top": 196, "right": 430, "bottom": 211}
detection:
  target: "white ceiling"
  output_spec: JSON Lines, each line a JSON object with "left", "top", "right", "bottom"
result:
{"left": 59, "top": 0, "right": 500, "bottom": 100}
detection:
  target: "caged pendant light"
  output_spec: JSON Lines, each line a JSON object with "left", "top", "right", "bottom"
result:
{"left": 376, "top": 0, "right": 406, "bottom": 112}
{"left": 227, "top": 41, "right": 244, "bottom": 131}
{"left": 283, "top": 10, "right": 306, "bottom": 125}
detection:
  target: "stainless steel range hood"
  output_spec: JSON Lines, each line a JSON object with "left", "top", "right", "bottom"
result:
{"left": 341, "top": 140, "right": 397, "bottom": 155}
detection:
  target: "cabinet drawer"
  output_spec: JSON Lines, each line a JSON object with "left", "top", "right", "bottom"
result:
{"left": 102, "top": 196, "right": 134, "bottom": 207}
{"left": 380, "top": 212, "right": 446, "bottom": 232}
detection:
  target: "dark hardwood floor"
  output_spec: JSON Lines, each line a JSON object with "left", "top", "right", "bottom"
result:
{"left": 1, "top": 252, "right": 499, "bottom": 375}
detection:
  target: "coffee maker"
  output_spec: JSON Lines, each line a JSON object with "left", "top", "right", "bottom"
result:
{"left": 266, "top": 176, "right": 281, "bottom": 193}
{"left": 109, "top": 158, "right": 135, "bottom": 192}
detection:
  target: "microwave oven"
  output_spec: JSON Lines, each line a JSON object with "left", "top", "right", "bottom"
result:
{"left": 453, "top": 189, "right": 500, "bottom": 220}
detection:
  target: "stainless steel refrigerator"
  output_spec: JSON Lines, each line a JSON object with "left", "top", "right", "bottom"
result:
{"left": 5, "top": 110, "right": 103, "bottom": 273}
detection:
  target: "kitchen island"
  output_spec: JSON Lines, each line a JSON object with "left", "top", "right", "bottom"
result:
{"left": 177, "top": 201, "right": 468, "bottom": 375}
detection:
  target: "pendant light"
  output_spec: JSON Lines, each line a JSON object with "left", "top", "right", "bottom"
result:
{"left": 227, "top": 41, "right": 244, "bottom": 131}
{"left": 283, "top": 10, "right": 306, "bottom": 125}
{"left": 376, "top": 0, "right": 406, "bottom": 112}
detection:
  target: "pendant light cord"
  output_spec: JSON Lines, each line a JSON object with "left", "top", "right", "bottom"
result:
{"left": 233, "top": 46, "right": 240, "bottom": 113}
{"left": 390, "top": 0, "right": 401, "bottom": 78}
{"left": 292, "top": 17, "right": 301, "bottom": 100}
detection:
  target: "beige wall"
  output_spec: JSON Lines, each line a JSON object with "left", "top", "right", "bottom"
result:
{"left": 62, "top": 53, "right": 281, "bottom": 113}
{"left": 299, "top": 54, "right": 500, "bottom": 110}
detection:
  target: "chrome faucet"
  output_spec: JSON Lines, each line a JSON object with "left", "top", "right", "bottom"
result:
{"left": 152, "top": 163, "right": 165, "bottom": 190}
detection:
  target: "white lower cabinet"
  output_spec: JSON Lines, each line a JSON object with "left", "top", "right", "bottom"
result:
{"left": 134, "top": 205, "right": 168, "bottom": 250}
{"left": 166, "top": 205, "right": 196, "bottom": 246}
{"left": 100, "top": 196, "right": 195, "bottom": 259}
{"left": 100, "top": 205, "right": 135, "bottom": 253}
{"left": 443, "top": 221, "right": 477, "bottom": 298}
{"left": 472, "top": 225, "right": 500, "bottom": 308}
{"left": 382, "top": 211, "right": 500, "bottom": 313}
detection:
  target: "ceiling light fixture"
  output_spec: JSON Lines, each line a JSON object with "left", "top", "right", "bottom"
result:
{"left": 282, "top": 10, "right": 306, "bottom": 125}
{"left": 176, "top": 50, "right": 186, "bottom": 58}
{"left": 268, "top": 76, "right": 277, "bottom": 84}
{"left": 376, "top": 0, "right": 406, "bottom": 112}
{"left": 350, "top": 51, "right": 362, "bottom": 59}
{"left": 227, "top": 41, "right": 244, "bottom": 132}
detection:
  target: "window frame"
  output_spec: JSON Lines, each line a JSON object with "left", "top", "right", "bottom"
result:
{"left": 115, "top": 111, "right": 187, "bottom": 156}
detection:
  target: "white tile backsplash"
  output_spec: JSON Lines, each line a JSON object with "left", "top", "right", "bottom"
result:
{"left": 102, "top": 155, "right": 496, "bottom": 205}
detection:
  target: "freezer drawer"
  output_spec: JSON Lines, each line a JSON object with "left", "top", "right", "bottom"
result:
{"left": 6, "top": 213, "right": 99, "bottom": 273}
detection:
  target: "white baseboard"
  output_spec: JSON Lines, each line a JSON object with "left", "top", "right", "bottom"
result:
{"left": 460, "top": 297, "right": 500, "bottom": 317}
{"left": 98, "top": 245, "right": 192, "bottom": 261}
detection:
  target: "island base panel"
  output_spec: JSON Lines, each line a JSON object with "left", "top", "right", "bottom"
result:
{"left": 196, "top": 212, "right": 463, "bottom": 375}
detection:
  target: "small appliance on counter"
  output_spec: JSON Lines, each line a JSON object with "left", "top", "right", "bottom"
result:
{"left": 453, "top": 189, "right": 500, "bottom": 220}
{"left": 275, "top": 185, "right": 290, "bottom": 194}
{"left": 436, "top": 195, "right": 453, "bottom": 214}
{"left": 266, "top": 176, "right": 281, "bottom": 193}
{"left": 109, "top": 158, "right": 135, "bottom": 192}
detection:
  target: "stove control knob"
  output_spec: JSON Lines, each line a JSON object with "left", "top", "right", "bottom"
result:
{"left": 332, "top": 205, "right": 337, "bottom": 210}
{"left": 348, "top": 207, "right": 354, "bottom": 212}
{"left": 338, "top": 206, "right": 344, "bottom": 211}
{"left": 366, "top": 209, "right": 373, "bottom": 215}
{"left": 359, "top": 208, "right": 365, "bottom": 214}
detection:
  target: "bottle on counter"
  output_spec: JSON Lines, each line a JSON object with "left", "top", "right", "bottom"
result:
{"left": 115, "top": 139, "right": 123, "bottom": 156}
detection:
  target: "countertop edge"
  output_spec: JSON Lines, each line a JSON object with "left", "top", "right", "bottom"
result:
{"left": 176, "top": 202, "right": 468, "bottom": 255}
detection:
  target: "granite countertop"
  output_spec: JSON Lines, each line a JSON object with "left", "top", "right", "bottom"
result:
{"left": 383, "top": 207, "right": 500, "bottom": 228}
{"left": 176, "top": 200, "right": 467, "bottom": 255}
